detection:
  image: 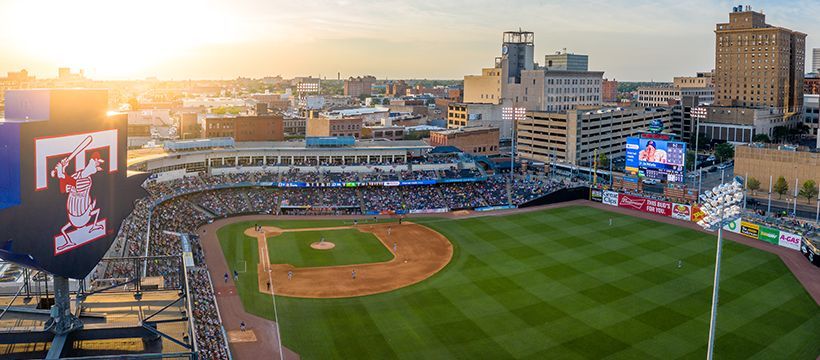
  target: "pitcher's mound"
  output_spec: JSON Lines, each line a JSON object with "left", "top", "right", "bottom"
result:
{"left": 311, "top": 241, "right": 335, "bottom": 250}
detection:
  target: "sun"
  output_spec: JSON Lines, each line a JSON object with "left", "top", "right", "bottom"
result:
{"left": 4, "top": 0, "right": 243, "bottom": 78}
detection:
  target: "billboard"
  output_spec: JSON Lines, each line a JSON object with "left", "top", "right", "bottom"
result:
{"left": 671, "top": 203, "right": 691, "bottom": 221}
{"left": 739, "top": 221, "right": 760, "bottom": 239}
{"left": 777, "top": 231, "right": 802, "bottom": 251}
{"left": 0, "top": 90, "right": 147, "bottom": 279}
{"left": 590, "top": 189, "right": 603, "bottom": 202}
{"left": 602, "top": 191, "right": 619, "bottom": 206}
{"left": 625, "top": 137, "right": 686, "bottom": 182}
{"left": 617, "top": 194, "right": 673, "bottom": 216}
{"left": 691, "top": 204, "right": 706, "bottom": 223}
{"left": 723, "top": 218, "right": 741, "bottom": 233}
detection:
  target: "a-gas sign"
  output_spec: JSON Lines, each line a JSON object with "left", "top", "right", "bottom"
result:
{"left": 0, "top": 90, "right": 146, "bottom": 279}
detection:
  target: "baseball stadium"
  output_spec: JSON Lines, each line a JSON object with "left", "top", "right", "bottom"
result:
{"left": 0, "top": 90, "right": 817, "bottom": 360}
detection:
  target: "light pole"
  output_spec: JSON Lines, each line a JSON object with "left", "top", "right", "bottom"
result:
{"left": 696, "top": 176, "right": 745, "bottom": 360}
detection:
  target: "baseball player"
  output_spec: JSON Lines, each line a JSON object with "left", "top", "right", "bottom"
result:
{"left": 52, "top": 141, "right": 106, "bottom": 251}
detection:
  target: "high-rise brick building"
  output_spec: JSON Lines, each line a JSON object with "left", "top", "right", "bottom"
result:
{"left": 714, "top": 5, "right": 806, "bottom": 114}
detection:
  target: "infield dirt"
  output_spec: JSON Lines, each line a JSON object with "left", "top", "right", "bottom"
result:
{"left": 247, "top": 222, "right": 453, "bottom": 298}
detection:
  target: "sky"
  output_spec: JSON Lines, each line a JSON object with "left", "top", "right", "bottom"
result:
{"left": 0, "top": 0, "right": 818, "bottom": 81}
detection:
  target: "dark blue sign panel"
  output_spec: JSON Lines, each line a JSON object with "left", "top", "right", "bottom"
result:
{"left": 0, "top": 123, "right": 21, "bottom": 210}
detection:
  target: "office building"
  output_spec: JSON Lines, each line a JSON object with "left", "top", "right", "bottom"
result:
{"left": 714, "top": 5, "right": 806, "bottom": 113}
{"left": 362, "top": 125, "right": 406, "bottom": 141}
{"left": 446, "top": 102, "right": 504, "bottom": 131}
{"left": 178, "top": 112, "right": 200, "bottom": 139}
{"left": 284, "top": 117, "right": 307, "bottom": 136}
{"left": 385, "top": 80, "right": 409, "bottom": 97}
{"left": 516, "top": 107, "right": 672, "bottom": 166}
{"left": 322, "top": 107, "right": 389, "bottom": 126}
{"left": 703, "top": 5, "right": 807, "bottom": 142}
{"left": 602, "top": 79, "right": 618, "bottom": 102}
{"left": 734, "top": 144, "right": 820, "bottom": 185}
{"left": 671, "top": 95, "right": 707, "bottom": 143}
{"left": 803, "top": 94, "right": 819, "bottom": 136}
{"left": 700, "top": 106, "right": 787, "bottom": 143}
{"left": 306, "top": 116, "right": 363, "bottom": 138}
{"left": 462, "top": 30, "right": 605, "bottom": 137}
{"left": 813, "top": 48, "right": 820, "bottom": 72}
{"left": 463, "top": 67, "right": 501, "bottom": 104}
{"left": 673, "top": 72, "right": 714, "bottom": 88}
{"left": 293, "top": 77, "right": 321, "bottom": 94}
{"left": 344, "top": 76, "right": 376, "bottom": 98}
{"left": 638, "top": 86, "right": 714, "bottom": 107}
{"left": 429, "top": 126, "right": 500, "bottom": 155}
{"left": 544, "top": 51, "right": 588, "bottom": 71}
{"left": 806, "top": 75, "right": 820, "bottom": 95}
{"left": 203, "top": 114, "right": 285, "bottom": 141}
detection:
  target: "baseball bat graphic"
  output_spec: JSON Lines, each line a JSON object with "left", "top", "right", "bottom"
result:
{"left": 51, "top": 136, "right": 93, "bottom": 177}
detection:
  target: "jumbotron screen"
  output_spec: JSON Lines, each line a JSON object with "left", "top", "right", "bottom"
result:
{"left": 625, "top": 137, "right": 686, "bottom": 182}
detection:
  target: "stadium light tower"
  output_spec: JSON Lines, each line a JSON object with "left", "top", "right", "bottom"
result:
{"left": 695, "top": 176, "right": 744, "bottom": 360}
{"left": 502, "top": 106, "right": 526, "bottom": 204}
{"left": 691, "top": 106, "right": 707, "bottom": 194}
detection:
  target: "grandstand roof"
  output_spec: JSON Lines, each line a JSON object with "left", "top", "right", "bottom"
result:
{"left": 429, "top": 146, "right": 463, "bottom": 154}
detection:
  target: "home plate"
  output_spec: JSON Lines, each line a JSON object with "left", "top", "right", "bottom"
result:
{"left": 53, "top": 220, "right": 107, "bottom": 255}
{"left": 228, "top": 330, "right": 257, "bottom": 343}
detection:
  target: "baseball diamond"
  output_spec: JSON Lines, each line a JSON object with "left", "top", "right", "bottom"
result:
{"left": 204, "top": 205, "right": 820, "bottom": 359}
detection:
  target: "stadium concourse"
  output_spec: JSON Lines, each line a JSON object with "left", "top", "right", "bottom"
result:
{"left": 89, "top": 158, "right": 576, "bottom": 359}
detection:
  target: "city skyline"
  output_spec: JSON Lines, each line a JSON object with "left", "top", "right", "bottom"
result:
{"left": 1, "top": 0, "right": 819, "bottom": 81}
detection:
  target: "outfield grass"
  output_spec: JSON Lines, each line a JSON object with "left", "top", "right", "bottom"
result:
{"left": 219, "top": 206, "right": 820, "bottom": 359}
{"left": 266, "top": 229, "right": 393, "bottom": 267}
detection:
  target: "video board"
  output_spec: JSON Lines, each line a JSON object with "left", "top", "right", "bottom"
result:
{"left": 625, "top": 137, "right": 686, "bottom": 182}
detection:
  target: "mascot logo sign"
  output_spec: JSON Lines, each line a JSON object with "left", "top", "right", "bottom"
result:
{"left": 34, "top": 130, "right": 118, "bottom": 255}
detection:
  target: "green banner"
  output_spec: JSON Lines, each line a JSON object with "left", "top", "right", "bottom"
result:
{"left": 758, "top": 226, "right": 780, "bottom": 245}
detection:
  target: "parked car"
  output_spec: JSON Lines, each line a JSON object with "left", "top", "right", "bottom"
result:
{"left": 708, "top": 167, "right": 718, "bottom": 173}
{"left": 717, "top": 162, "right": 731, "bottom": 170}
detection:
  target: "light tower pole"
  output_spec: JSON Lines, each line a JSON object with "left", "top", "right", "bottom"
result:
{"left": 695, "top": 176, "right": 744, "bottom": 360}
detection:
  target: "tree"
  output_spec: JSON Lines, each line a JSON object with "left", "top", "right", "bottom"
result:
{"left": 773, "top": 176, "right": 789, "bottom": 199}
{"left": 685, "top": 150, "right": 696, "bottom": 171}
{"left": 714, "top": 143, "right": 735, "bottom": 162}
{"left": 752, "top": 134, "right": 770, "bottom": 143}
{"left": 747, "top": 177, "right": 761, "bottom": 196}
{"left": 799, "top": 180, "right": 819, "bottom": 204}
{"left": 596, "top": 152, "right": 609, "bottom": 169}
{"left": 688, "top": 132, "right": 712, "bottom": 151}
{"left": 772, "top": 126, "right": 790, "bottom": 143}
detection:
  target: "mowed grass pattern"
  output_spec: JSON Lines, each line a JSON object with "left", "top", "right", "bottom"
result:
{"left": 266, "top": 229, "right": 393, "bottom": 268}
{"left": 219, "top": 206, "right": 820, "bottom": 359}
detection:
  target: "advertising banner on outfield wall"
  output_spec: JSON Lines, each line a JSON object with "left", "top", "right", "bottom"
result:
{"left": 671, "top": 204, "right": 691, "bottom": 221}
{"left": 617, "top": 194, "right": 673, "bottom": 216}
{"left": 602, "top": 191, "right": 619, "bottom": 206}
{"left": 740, "top": 221, "right": 760, "bottom": 239}
{"left": 723, "top": 218, "right": 741, "bottom": 233}
{"left": 777, "top": 231, "right": 802, "bottom": 250}
{"left": 591, "top": 190, "right": 603, "bottom": 202}
{"left": 691, "top": 204, "right": 706, "bottom": 223}
{"left": 757, "top": 226, "right": 780, "bottom": 245}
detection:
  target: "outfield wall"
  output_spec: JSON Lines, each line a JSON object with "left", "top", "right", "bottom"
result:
{"left": 592, "top": 189, "right": 804, "bottom": 253}
{"left": 519, "top": 187, "right": 590, "bottom": 208}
